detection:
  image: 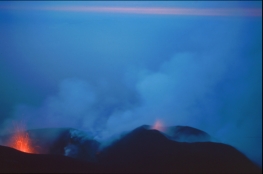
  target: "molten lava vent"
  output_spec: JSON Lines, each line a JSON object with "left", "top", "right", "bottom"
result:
{"left": 7, "top": 124, "right": 36, "bottom": 154}
{"left": 151, "top": 120, "right": 165, "bottom": 132}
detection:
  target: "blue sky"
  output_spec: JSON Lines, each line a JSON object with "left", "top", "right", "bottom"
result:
{"left": 0, "top": 1, "right": 262, "bottom": 166}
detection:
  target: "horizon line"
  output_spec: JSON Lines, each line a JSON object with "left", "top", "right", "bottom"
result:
{"left": 0, "top": 6, "right": 262, "bottom": 17}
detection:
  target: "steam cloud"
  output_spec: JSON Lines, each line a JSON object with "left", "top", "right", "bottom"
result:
{"left": 7, "top": 50, "right": 262, "bottom": 165}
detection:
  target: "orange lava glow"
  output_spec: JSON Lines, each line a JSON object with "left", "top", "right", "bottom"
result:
{"left": 7, "top": 124, "right": 35, "bottom": 154}
{"left": 152, "top": 120, "right": 165, "bottom": 132}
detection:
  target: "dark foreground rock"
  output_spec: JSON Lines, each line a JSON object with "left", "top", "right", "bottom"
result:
{"left": 0, "top": 125, "right": 261, "bottom": 173}
{"left": 98, "top": 125, "right": 261, "bottom": 173}
{"left": 0, "top": 145, "right": 106, "bottom": 173}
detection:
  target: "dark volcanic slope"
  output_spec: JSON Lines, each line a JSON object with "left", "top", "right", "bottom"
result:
{"left": 98, "top": 125, "right": 261, "bottom": 173}
{"left": 0, "top": 127, "right": 99, "bottom": 160}
{"left": 0, "top": 125, "right": 261, "bottom": 173}
{"left": 164, "top": 125, "right": 212, "bottom": 142}
{"left": 0, "top": 145, "right": 103, "bottom": 173}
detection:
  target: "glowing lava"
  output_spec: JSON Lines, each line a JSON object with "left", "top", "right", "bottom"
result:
{"left": 7, "top": 124, "right": 35, "bottom": 153}
{"left": 152, "top": 120, "right": 165, "bottom": 132}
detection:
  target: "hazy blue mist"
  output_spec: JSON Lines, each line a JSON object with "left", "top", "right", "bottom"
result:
{"left": 0, "top": 1, "right": 261, "bottom": 166}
